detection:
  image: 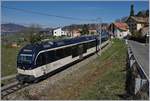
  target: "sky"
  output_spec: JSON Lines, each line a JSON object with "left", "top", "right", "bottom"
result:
{"left": 1, "top": 1, "right": 149, "bottom": 28}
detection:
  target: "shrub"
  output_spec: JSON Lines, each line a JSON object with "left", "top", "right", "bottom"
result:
{"left": 130, "top": 31, "right": 146, "bottom": 43}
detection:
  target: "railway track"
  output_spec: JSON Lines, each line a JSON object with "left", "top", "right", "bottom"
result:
{"left": 1, "top": 81, "right": 30, "bottom": 98}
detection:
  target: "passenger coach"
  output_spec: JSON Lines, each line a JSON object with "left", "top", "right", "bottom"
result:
{"left": 16, "top": 34, "right": 108, "bottom": 83}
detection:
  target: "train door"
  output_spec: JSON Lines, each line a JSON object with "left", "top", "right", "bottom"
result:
{"left": 36, "top": 52, "right": 47, "bottom": 75}
{"left": 45, "top": 52, "right": 49, "bottom": 74}
{"left": 45, "top": 51, "right": 53, "bottom": 73}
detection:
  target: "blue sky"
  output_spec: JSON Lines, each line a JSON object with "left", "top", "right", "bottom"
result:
{"left": 1, "top": 1, "right": 149, "bottom": 27}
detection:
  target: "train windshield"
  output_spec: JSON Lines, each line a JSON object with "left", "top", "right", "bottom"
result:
{"left": 18, "top": 54, "right": 33, "bottom": 64}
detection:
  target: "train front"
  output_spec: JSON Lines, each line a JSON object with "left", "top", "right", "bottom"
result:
{"left": 16, "top": 45, "right": 37, "bottom": 83}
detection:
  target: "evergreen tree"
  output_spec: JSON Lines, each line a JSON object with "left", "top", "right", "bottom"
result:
{"left": 130, "top": 4, "right": 134, "bottom": 16}
{"left": 137, "top": 11, "right": 143, "bottom": 17}
{"left": 80, "top": 24, "right": 89, "bottom": 35}
{"left": 146, "top": 9, "right": 149, "bottom": 16}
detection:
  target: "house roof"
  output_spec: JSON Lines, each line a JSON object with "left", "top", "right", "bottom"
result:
{"left": 53, "top": 27, "right": 61, "bottom": 30}
{"left": 113, "top": 22, "right": 129, "bottom": 31}
{"left": 129, "top": 16, "right": 149, "bottom": 23}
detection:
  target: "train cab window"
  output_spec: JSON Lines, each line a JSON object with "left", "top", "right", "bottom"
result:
{"left": 36, "top": 53, "right": 46, "bottom": 66}
{"left": 18, "top": 54, "right": 32, "bottom": 64}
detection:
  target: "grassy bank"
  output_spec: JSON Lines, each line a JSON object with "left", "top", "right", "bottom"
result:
{"left": 79, "top": 39, "right": 127, "bottom": 99}
{"left": 1, "top": 45, "right": 20, "bottom": 77}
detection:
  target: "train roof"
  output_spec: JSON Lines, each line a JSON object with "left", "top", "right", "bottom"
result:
{"left": 20, "top": 35, "right": 99, "bottom": 54}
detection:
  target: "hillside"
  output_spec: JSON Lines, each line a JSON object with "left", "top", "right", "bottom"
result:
{"left": 1, "top": 23, "right": 27, "bottom": 34}
{"left": 62, "top": 23, "right": 109, "bottom": 31}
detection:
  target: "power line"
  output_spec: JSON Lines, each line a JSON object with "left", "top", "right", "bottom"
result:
{"left": 2, "top": 6, "right": 97, "bottom": 22}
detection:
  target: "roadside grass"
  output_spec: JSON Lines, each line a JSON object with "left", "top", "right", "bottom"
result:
{"left": 79, "top": 39, "right": 127, "bottom": 99}
{"left": 1, "top": 45, "right": 20, "bottom": 77}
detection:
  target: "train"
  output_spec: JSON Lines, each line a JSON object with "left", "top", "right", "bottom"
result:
{"left": 16, "top": 32, "right": 109, "bottom": 83}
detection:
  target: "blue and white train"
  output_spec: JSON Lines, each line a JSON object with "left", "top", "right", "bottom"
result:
{"left": 16, "top": 33, "right": 109, "bottom": 83}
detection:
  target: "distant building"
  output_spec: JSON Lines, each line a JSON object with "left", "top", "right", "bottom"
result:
{"left": 53, "top": 27, "right": 67, "bottom": 36}
{"left": 89, "top": 29, "right": 97, "bottom": 34}
{"left": 11, "top": 42, "right": 20, "bottom": 48}
{"left": 126, "top": 16, "right": 149, "bottom": 33}
{"left": 69, "top": 29, "right": 81, "bottom": 37}
{"left": 109, "top": 22, "right": 130, "bottom": 39}
{"left": 62, "top": 28, "right": 81, "bottom": 37}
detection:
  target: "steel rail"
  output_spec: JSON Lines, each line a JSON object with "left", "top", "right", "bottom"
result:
{"left": 1, "top": 81, "right": 29, "bottom": 98}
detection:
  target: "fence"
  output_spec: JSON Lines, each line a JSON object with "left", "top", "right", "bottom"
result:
{"left": 126, "top": 44, "right": 149, "bottom": 96}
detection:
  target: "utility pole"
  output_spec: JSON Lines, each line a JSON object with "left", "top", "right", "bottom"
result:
{"left": 96, "top": 17, "right": 102, "bottom": 56}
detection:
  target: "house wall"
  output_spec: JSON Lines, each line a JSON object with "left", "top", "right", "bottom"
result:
{"left": 137, "top": 23, "right": 142, "bottom": 31}
{"left": 126, "top": 18, "right": 137, "bottom": 33}
{"left": 67, "top": 30, "right": 81, "bottom": 37}
{"left": 61, "top": 31, "right": 67, "bottom": 36}
{"left": 126, "top": 17, "right": 147, "bottom": 33}
{"left": 53, "top": 28, "right": 67, "bottom": 36}
{"left": 53, "top": 28, "right": 62, "bottom": 36}
{"left": 114, "top": 29, "right": 129, "bottom": 39}
{"left": 73, "top": 32, "right": 80, "bottom": 37}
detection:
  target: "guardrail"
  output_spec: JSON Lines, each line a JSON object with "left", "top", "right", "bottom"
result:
{"left": 127, "top": 43, "right": 149, "bottom": 95}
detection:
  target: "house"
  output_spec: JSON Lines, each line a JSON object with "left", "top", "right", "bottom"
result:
{"left": 126, "top": 16, "right": 149, "bottom": 33}
{"left": 11, "top": 42, "right": 20, "bottom": 48}
{"left": 69, "top": 29, "right": 81, "bottom": 37}
{"left": 89, "top": 29, "right": 97, "bottom": 34}
{"left": 63, "top": 28, "right": 81, "bottom": 37}
{"left": 52, "top": 27, "right": 67, "bottom": 36}
{"left": 109, "top": 22, "right": 130, "bottom": 39}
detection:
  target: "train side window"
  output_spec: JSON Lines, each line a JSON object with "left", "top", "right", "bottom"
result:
{"left": 72, "top": 45, "right": 79, "bottom": 57}
{"left": 55, "top": 48, "right": 64, "bottom": 60}
{"left": 88, "top": 41, "right": 96, "bottom": 49}
{"left": 36, "top": 53, "right": 46, "bottom": 66}
{"left": 46, "top": 50, "right": 55, "bottom": 63}
{"left": 64, "top": 47, "right": 71, "bottom": 57}
{"left": 83, "top": 43, "right": 87, "bottom": 53}
{"left": 87, "top": 42, "right": 91, "bottom": 49}
{"left": 92, "top": 41, "right": 96, "bottom": 47}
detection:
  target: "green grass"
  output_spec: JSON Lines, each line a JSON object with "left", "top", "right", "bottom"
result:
{"left": 79, "top": 39, "right": 127, "bottom": 100}
{"left": 1, "top": 45, "right": 21, "bottom": 77}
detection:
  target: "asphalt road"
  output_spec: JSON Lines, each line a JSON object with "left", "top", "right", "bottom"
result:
{"left": 128, "top": 40, "right": 149, "bottom": 78}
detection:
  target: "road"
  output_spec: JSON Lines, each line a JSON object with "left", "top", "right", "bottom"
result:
{"left": 128, "top": 40, "right": 149, "bottom": 78}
